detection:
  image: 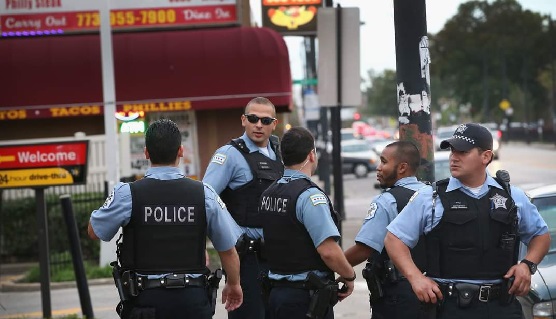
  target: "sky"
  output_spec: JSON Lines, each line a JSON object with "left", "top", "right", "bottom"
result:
{"left": 251, "top": 0, "right": 556, "bottom": 83}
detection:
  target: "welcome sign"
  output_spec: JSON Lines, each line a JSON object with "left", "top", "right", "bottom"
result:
{"left": 0, "top": 140, "right": 89, "bottom": 188}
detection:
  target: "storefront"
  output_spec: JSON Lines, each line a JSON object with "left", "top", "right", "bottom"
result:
{"left": 0, "top": 26, "right": 292, "bottom": 178}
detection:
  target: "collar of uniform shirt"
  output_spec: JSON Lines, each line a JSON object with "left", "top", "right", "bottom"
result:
{"left": 281, "top": 169, "right": 309, "bottom": 182}
{"left": 446, "top": 173, "right": 503, "bottom": 195}
{"left": 143, "top": 166, "right": 185, "bottom": 179}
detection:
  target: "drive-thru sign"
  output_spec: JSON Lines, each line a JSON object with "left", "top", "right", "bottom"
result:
{"left": 0, "top": 140, "right": 89, "bottom": 188}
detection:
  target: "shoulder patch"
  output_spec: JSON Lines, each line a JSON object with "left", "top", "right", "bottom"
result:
{"left": 310, "top": 194, "right": 328, "bottom": 206}
{"left": 101, "top": 190, "right": 115, "bottom": 209}
{"left": 211, "top": 153, "right": 227, "bottom": 165}
{"left": 216, "top": 195, "right": 226, "bottom": 209}
{"left": 365, "top": 202, "right": 378, "bottom": 220}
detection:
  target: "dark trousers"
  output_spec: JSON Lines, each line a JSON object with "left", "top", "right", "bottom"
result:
{"left": 434, "top": 296, "right": 523, "bottom": 319}
{"left": 228, "top": 251, "right": 270, "bottom": 319}
{"left": 124, "top": 286, "right": 211, "bottom": 319}
{"left": 371, "top": 279, "right": 427, "bottom": 319}
{"left": 269, "top": 286, "right": 334, "bottom": 319}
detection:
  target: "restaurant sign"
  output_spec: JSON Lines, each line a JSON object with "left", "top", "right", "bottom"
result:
{"left": 1, "top": 0, "right": 238, "bottom": 36}
{"left": 0, "top": 140, "right": 89, "bottom": 188}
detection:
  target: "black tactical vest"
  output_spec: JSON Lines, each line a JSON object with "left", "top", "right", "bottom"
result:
{"left": 120, "top": 178, "right": 207, "bottom": 275}
{"left": 425, "top": 180, "right": 516, "bottom": 279}
{"left": 261, "top": 178, "right": 339, "bottom": 274}
{"left": 220, "top": 138, "right": 284, "bottom": 228}
{"left": 379, "top": 186, "right": 427, "bottom": 272}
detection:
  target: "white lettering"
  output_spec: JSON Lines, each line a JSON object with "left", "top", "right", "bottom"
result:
{"left": 215, "top": 8, "right": 231, "bottom": 19}
{"left": 5, "top": 17, "right": 42, "bottom": 30}
{"left": 178, "top": 207, "right": 186, "bottom": 222}
{"left": 143, "top": 206, "right": 196, "bottom": 223}
{"left": 45, "top": 15, "right": 66, "bottom": 27}
{"left": 182, "top": 9, "right": 212, "bottom": 21}
{"left": 154, "top": 207, "right": 163, "bottom": 222}
{"left": 17, "top": 151, "right": 77, "bottom": 163}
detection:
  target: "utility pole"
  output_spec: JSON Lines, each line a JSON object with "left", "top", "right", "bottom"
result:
{"left": 393, "top": 0, "right": 434, "bottom": 182}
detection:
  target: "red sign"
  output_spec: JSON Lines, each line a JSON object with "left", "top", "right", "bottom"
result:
{"left": 0, "top": 141, "right": 89, "bottom": 188}
{"left": 0, "top": 5, "right": 237, "bottom": 35}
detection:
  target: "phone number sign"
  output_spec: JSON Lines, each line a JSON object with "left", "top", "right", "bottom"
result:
{"left": 0, "top": 140, "right": 89, "bottom": 189}
{"left": 1, "top": 0, "right": 238, "bottom": 35}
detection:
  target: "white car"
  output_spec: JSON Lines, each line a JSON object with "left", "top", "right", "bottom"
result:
{"left": 340, "top": 140, "right": 379, "bottom": 178}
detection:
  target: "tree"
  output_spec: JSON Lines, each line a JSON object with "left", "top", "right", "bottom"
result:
{"left": 363, "top": 69, "right": 398, "bottom": 118}
{"left": 429, "top": 0, "right": 551, "bottom": 124}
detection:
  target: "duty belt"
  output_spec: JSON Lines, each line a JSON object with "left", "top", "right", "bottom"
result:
{"left": 123, "top": 272, "right": 207, "bottom": 292}
{"left": 269, "top": 279, "right": 316, "bottom": 290}
{"left": 439, "top": 282, "right": 503, "bottom": 302}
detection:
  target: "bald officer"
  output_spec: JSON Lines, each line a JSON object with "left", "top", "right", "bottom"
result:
{"left": 88, "top": 119, "right": 243, "bottom": 319}
{"left": 203, "top": 97, "right": 284, "bottom": 319}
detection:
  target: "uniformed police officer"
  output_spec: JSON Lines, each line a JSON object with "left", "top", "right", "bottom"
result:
{"left": 260, "top": 126, "right": 355, "bottom": 319}
{"left": 344, "top": 140, "right": 427, "bottom": 319}
{"left": 88, "top": 119, "right": 243, "bottom": 319}
{"left": 384, "top": 123, "right": 551, "bottom": 318}
{"left": 203, "top": 97, "right": 284, "bottom": 319}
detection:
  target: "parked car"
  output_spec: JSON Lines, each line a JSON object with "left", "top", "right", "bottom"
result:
{"left": 433, "top": 151, "right": 451, "bottom": 180}
{"left": 434, "top": 125, "right": 460, "bottom": 151}
{"left": 518, "top": 184, "right": 556, "bottom": 319}
{"left": 341, "top": 140, "right": 379, "bottom": 178}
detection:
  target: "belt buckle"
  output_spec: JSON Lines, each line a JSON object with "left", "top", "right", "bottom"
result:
{"left": 478, "top": 285, "right": 490, "bottom": 302}
{"left": 164, "top": 274, "right": 186, "bottom": 288}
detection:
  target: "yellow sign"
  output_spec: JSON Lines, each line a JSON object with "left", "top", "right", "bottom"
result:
{"left": 499, "top": 99, "right": 511, "bottom": 111}
{"left": 0, "top": 167, "right": 74, "bottom": 189}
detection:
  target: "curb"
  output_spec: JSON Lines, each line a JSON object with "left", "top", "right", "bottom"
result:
{"left": 1, "top": 277, "right": 113, "bottom": 293}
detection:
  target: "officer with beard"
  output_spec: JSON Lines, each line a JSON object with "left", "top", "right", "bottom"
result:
{"left": 344, "top": 140, "right": 427, "bottom": 319}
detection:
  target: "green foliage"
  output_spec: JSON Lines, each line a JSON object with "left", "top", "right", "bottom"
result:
{"left": 364, "top": 70, "right": 398, "bottom": 117}
{"left": 20, "top": 256, "right": 112, "bottom": 283}
{"left": 0, "top": 192, "right": 104, "bottom": 262}
{"left": 430, "top": 0, "right": 552, "bottom": 123}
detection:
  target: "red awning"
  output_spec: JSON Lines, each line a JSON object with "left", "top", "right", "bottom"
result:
{"left": 0, "top": 26, "right": 292, "bottom": 119}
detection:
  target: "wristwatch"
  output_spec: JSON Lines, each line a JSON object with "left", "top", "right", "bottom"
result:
{"left": 520, "top": 259, "right": 538, "bottom": 275}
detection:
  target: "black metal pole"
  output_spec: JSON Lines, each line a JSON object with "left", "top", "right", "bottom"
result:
{"left": 36, "top": 187, "right": 52, "bottom": 319}
{"left": 60, "top": 194, "right": 95, "bottom": 319}
{"left": 393, "top": 0, "right": 434, "bottom": 183}
{"left": 332, "top": 4, "right": 345, "bottom": 244}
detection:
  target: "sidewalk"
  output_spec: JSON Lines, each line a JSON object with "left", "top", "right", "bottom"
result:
{"left": 0, "top": 217, "right": 373, "bottom": 319}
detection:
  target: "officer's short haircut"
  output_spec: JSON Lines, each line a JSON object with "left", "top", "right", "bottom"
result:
{"left": 245, "top": 97, "right": 276, "bottom": 116}
{"left": 145, "top": 119, "right": 182, "bottom": 165}
{"left": 281, "top": 127, "right": 315, "bottom": 166}
{"left": 387, "top": 140, "right": 421, "bottom": 172}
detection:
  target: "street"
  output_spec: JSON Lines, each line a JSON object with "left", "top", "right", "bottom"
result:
{"left": 1, "top": 141, "right": 555, "bottom": 319}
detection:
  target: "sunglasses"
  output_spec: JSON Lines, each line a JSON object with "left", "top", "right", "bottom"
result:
{"left": 244, "top": 114, "right": 276, "bottom": 125}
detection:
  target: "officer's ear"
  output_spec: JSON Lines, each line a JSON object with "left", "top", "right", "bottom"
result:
{"left": 397, "top": 161, "right": 408, "bottom": 175}
{"left": 144, "top": 147, "right": 150, "bottom": 160}
{"left": 177, "top": 145, "right": 184, "bottom": 158}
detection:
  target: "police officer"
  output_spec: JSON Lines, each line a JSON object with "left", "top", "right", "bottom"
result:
{"left": 260, "top": 126, "right": 355, "bottom": 319}
{"left": 384, "top": 123, "right": 551, "bottom": 318}
{"left": 88, "top": 119, "right": 243, "bottom": 319}
{"left": 344, "top": 140, "right": 427, "bottom": 319}
{"left": 203, "top": 97, "right": 284, "bottom": 319}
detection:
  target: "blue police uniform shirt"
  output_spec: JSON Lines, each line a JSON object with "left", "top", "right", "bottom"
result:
{"left": 90, "top": 166, "right": 243, "bottom": 253}
{"left": 387, "top": 172, "right": 549, "bottom": 284}
{"left": 268, "top": 169, "right": 340, "bottom": 281}
{"left": 355, "top": 176, "right": 426, "bottom": 253}
{"left": 202, "top": 132, "right": 279, "bottom": 240}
